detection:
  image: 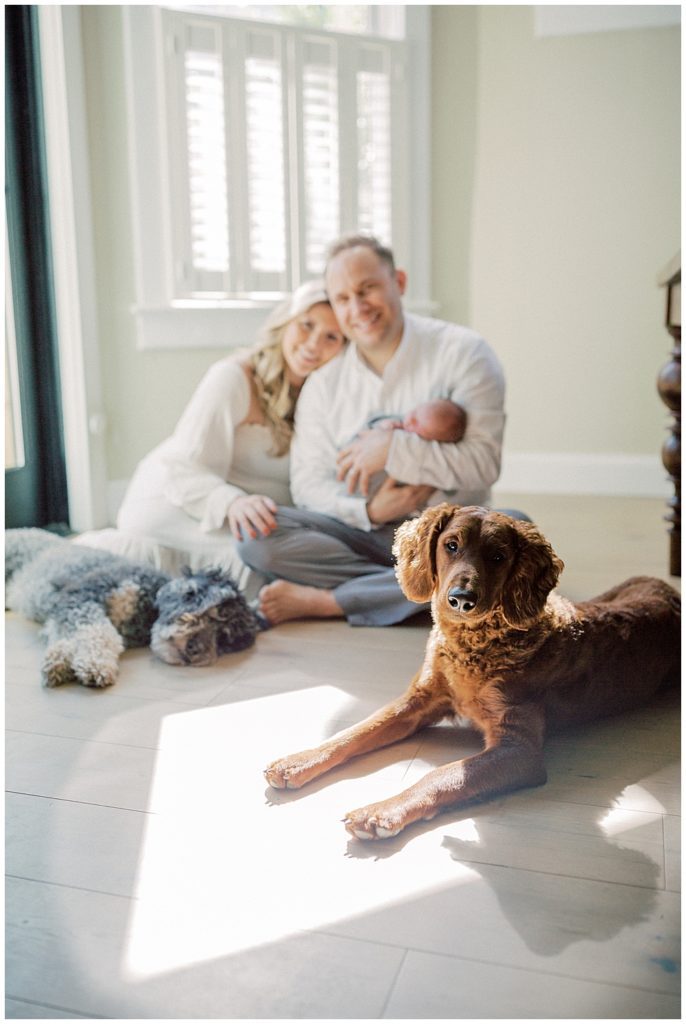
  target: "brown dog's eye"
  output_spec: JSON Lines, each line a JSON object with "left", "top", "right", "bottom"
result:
{"left": 445, "top": 540, "right": 459, "bottom": 554}
{"left": 491, "top": 552, "right": 506, "bottom": 564}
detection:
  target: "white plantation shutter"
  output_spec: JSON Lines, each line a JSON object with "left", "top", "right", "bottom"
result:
{"left": 300, "top": 39, "right": 340, "bottom": 276}
{"left": 185, "top": 48, "right": 230, "bottom": 276}
{"left": 160, "top": 9, "right": 406, "bottom": 301}
{"left": 356, "top": 45, "right": 392, "bottom": 244}
{"left": 243, "top": 30, "right": 288, "bottom": 289}
{"left": 165, "top": 16, "right": 231, "bottom": 296}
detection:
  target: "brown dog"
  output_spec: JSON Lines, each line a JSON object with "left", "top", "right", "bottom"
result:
{"left": 265, "top": 505, "right": 681, "bottom": 840}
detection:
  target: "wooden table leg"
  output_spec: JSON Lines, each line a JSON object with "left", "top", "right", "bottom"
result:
{"left": 657, "top": 257, "right": 681, "bottom": 578}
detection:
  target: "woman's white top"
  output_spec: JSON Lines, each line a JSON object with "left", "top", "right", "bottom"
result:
{"left": 117, "top": 356, "right": 291, "bottom": 536}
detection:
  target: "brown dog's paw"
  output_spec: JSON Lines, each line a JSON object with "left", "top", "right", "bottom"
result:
{"left": 343, "top": 804, "right": 405, "bottom": 841}
{"left": 264, "top": 751, "right": 323, "bottom": 790}
{"left": 264, "top": 760, "right": 294, "bottom": 789}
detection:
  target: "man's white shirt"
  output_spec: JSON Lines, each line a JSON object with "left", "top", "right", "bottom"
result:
{"left": 290, "top": 311, "right": 506, "bottom": 531}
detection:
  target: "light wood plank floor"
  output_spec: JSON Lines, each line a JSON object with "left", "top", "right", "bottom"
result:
{"left": 5, "top": 494, "right": 681, "bottom": 1018}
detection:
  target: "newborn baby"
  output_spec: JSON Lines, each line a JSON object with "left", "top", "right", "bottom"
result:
{"left": 368, "top": 398, "right": 467, "bottom": 443}
{"left": 352, "top": 398, "right": 468, "bottom": 501}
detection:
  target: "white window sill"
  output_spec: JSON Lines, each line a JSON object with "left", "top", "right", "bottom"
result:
{"left": 133, "top": 296, "right": 439, "bottom": 351}
{"left": 132, "top": 302, "right": 275, "bottom": 350}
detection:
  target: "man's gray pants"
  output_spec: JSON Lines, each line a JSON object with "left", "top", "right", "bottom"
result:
{"left": 235, "top": 507, "right": 427, "bottom": 626}
{"left": 237, "top": 505, "right": 531, "bottom": 628}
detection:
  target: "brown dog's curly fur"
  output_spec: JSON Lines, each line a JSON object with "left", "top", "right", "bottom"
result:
{"left": 265, "top": 505, "right": 681, "bottom": 840}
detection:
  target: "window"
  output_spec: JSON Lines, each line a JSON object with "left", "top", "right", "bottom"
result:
{"left": 164, "top": 5, "right": 405, "bottom": 38}
{"left": 163, "top": 9, "right": 400, "bottom": 298}
{"left": 124, "top": 5, "right": 430, "bottom": 348}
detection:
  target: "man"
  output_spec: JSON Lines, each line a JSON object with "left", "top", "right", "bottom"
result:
{"left": 237, "top": 234, "right": 508, "bottom": 626}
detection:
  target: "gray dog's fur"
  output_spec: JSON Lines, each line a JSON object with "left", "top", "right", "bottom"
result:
{"left": 5, "top": 529, "right": 259, "bottom": 688}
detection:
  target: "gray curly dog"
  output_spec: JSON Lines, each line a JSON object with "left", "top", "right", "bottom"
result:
{"left": 5, "top": 529, "right": 260, "bottom": 688}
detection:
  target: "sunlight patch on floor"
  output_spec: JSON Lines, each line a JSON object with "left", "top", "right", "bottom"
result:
{"left": 599, "top": 806, "right": 664, "bottom": 838}
{"left": 122, "top": 686, "right": 479, "bottom": 980}
{"left": 612, "top": 784, "right": 667, "bottom": 814}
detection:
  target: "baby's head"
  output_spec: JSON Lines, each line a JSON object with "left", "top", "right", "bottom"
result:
{"left": 402, "top": 399, "right": 466, "bottom": 442}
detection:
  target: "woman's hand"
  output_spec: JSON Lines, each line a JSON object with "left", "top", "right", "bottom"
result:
{"left": 228, "top": 494, "right": 278, "bottom": 541}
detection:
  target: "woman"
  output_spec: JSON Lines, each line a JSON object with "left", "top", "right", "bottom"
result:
{"left": 106, "top": 280, "right": 345, "bottom": 596}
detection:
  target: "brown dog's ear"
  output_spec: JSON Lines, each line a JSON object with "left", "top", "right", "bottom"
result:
{"left": 392, "top": 503, "right": 457, "bottom": 602}
{"left": 501, "top": 520, "right": 564, "bottom": 626}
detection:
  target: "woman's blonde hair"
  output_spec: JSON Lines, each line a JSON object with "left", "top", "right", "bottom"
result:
{"left": 248, "top": 320, "right": 297, "bottom": 458}
{"left": 247, "top": 282, "right": 334, "bottom": 457}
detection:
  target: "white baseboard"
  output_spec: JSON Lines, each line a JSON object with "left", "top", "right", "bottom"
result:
{"left": 496, "top": 453, "right": 672, "bottom": 498}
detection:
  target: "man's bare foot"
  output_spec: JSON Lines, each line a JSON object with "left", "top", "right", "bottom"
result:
{"left": 258, "top": 580, "right": 344, "bottom": 625}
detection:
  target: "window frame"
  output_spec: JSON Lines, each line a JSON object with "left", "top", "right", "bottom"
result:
{"left": 123, "top": 5, "right": 432, "bottom": 350}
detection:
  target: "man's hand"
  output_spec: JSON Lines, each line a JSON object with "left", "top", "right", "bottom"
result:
{"left": 336, "top": 429, "right": 393, "bottom": 496}
{"left": 228, "top": 494, "right": 278, "bottom": 541}
{"left": 366, "top": 478, "right": 435, "bottom": 526}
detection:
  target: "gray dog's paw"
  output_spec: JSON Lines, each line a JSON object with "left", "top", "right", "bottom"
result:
{"left": 42, "top": 632, "right": 121, "bottom": 688}
{"left": 42, "top": 640, "right": 80, "bottom": 688}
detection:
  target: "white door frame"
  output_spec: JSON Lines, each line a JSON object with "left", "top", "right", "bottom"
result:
{"left": 38, "top": 5, "right": 108, "bottom": 531}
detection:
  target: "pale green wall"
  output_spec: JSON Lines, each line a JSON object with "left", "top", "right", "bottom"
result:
{"left": 81, "top": 7, "right": 221, "bottom": 482}
{"left": 431, "top": 6, "right": 478, "bottom": 327}
{"left": 431, "top": 6, "right": 680, "bottom": 456}
{"left": 81, "top": 6, "right": 680, "bottom": 488}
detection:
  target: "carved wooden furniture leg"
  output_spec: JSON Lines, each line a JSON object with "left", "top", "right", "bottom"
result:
{"left": 657, "top": 255, "right": 681, "bottom": 577}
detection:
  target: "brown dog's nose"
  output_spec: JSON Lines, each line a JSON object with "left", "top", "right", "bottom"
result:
{"left": 447, "top": 587, "right": 478, "bottom": 613}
